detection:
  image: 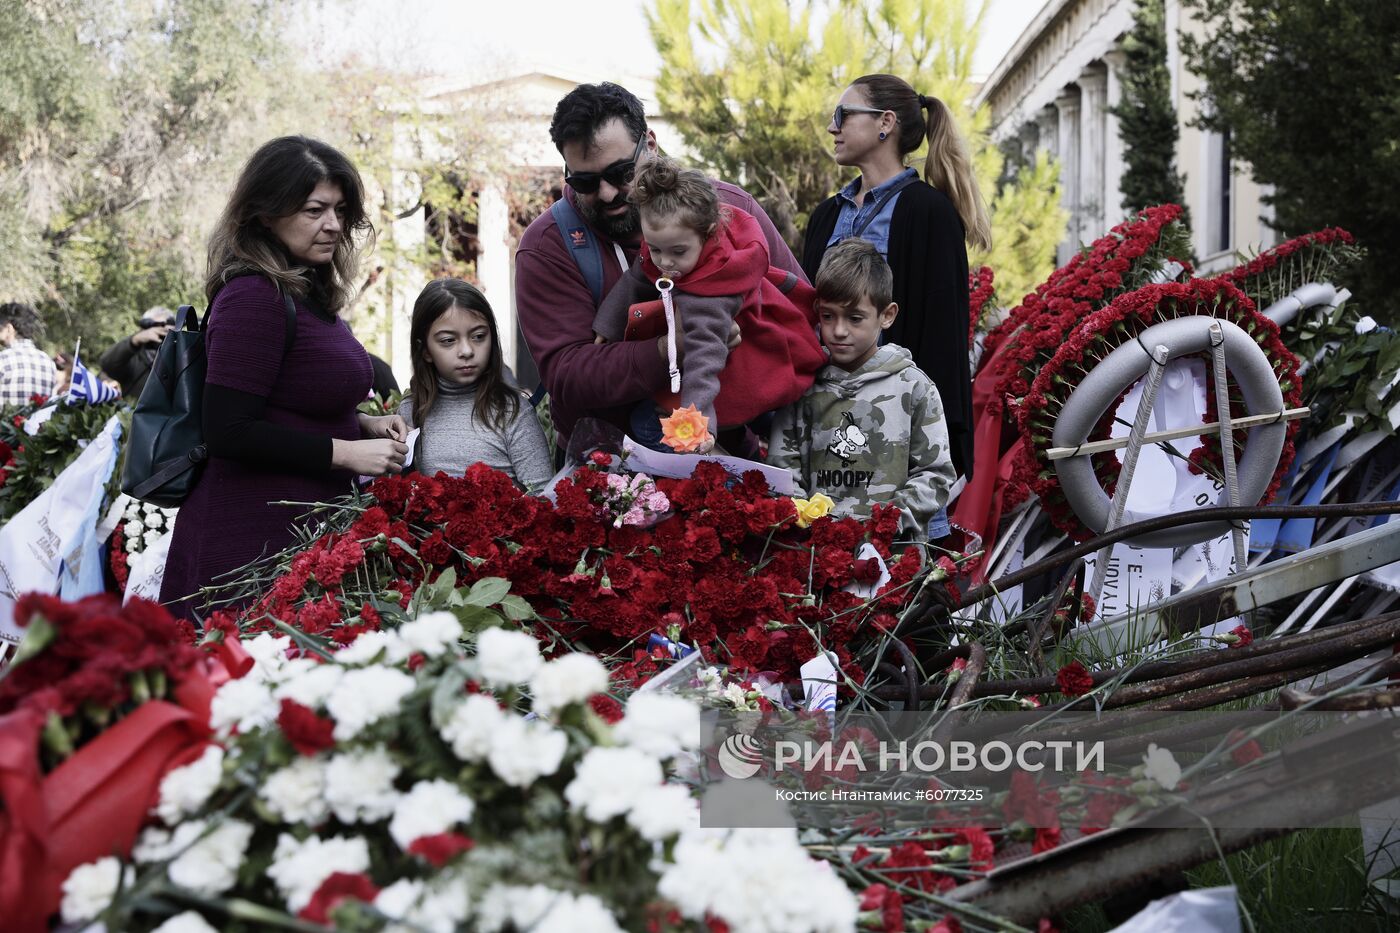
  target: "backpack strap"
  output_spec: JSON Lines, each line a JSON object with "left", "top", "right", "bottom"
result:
{"left": 551, "top": 198, "right": 605, "bottom": 307}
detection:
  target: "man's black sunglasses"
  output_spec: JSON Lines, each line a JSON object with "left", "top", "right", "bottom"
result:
{"left": 564, "top": 134, "right": 648, "bottom": 194}
{"left": 831, "top": 104, "right": 888, "bottom": 130}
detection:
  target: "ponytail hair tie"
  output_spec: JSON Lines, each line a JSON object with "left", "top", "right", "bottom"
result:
{"left": 918, "top": 93, "right": 931, "bottom": 108}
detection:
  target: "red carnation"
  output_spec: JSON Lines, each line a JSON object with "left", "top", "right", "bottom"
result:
{"left": 299, "top": 871, "right": 379, "bottom": 924}
{"left": 1227, "top": 728, "right": 1264, "bottom": 766}
{"left": 588, "top": 693, "right": 624, "bottom": 723}
{"left": 278, "top": 699, "right": 336, "bottom": 756}
{"left": 1055, "top": 660, "right": 1094, "bottom": 698}
{"left": 407, "top": 832, "right": 475, "bottom": 866}
{"left": 1230, "top": 624, "right": 1253, "bottom": 648}
{"left": 589, "top": 451, "right": 613, "bottom": 467}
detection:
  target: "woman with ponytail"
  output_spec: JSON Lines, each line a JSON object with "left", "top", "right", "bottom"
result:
{"left": 802, "top": 74, "right": 989, "bottom": 483}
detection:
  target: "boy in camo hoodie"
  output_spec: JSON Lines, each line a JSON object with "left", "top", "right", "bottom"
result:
{"left": 768, "top": 239, "right": 956, "bottom": 539}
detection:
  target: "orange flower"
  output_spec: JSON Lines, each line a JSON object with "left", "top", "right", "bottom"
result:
{"left": 659, "top": 404, "right": 711, "bottom": 453}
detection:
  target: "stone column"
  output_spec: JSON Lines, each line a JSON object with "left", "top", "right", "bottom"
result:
{"left": 1036, "top": 106, "right": 1058, "bottom": 159}
{"left": 1079, "top": 64, "right": 1109, "bottom": 243}
{"left": 1103, "top": 48, "right": 1128, "bottom": 225}
{"left": 1055, "top": 87, "right": 1082, "bottom": 265}
{"left": 476, "top": 184, "right": 514, "bottom": 371}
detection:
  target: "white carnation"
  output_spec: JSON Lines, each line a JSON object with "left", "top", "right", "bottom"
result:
{"left": 439, "top": 693, "right": 504, "bottom": 762}
{"left": 267, "top": 833, "right": 371, "bottom": 913}
{"left": 388, "top": 778, "right": 476, "bottom": 849}
{"left": 486, "top": 714, "right": 568, "bottom": 787}
{"left": 145, "top": 511, "right": 166, "bottom": 529}
{"left": 625, "top": 783, "right": 699, "bottom": 841}
{"left": 530, "top": 652, "right": 608, "bottom": 715}
{"left": 210, "top": 677, "right": 277, "bottom": 737}
{"left": 474, "top": 884, "right": 565, "bottom": 933}
{"left": 123, "top": 519, "right": 144, "bottom": 542}
{"left": 261, "top": 756, "right": 328, "bottom": 824}
{"left": 324, "top": 745, "right": 401, "bottom": 823}
{"left": 413, "top": 878, "right": 472, "bottom": 933}
{"left": 133, "top": 825, "right": 174, "bottom": 863}
{"left": 154, "top": 744, "right": 224, "bottom": 824}
{"left": 167, "top": 819, "right": 254, "bottom": 896}
{"left": 1143, "top": 743, "right": 1182, "bottom": 791}
{"left": 399, "top": 610, "right": 463, "bottom": 658}
{"left": 658, "top": 828, "right": 858, "bottom": 933}
{"left": 375, "top": 878, "right": 425, "bottom": 920}
{"left": 143, "top": 528, "right": 163, "bottom": 547}
{"left": 541, "top": 893, "right": 625, "bottom": 933}
{"left": 325, "top": 665, "right": 416, "bottom": 740}
{"left": 272, "top": 662, "right": 344, "bottom": 709}
{"left": 336, "top": 628, "right": 407, "bottom": 665}
{"left": 475, "top": 627, "right": 542, "bottom": 687}
{"left": 243, "top": 633, "right": 292, "bottom": 683}
{"left": 60, "top": 856, "right": 129, "bottom": 923}
{"left": 564, "top": 747, "right": 663, "bottom": 822}
{"left": 615, "top": 693, "right": 701, "bottom": 760}
{"left": 152, "top": 911, "right": 220, "bottom": 933}
{"left": 375, "top": 875, "right": 470, "bottom": 933}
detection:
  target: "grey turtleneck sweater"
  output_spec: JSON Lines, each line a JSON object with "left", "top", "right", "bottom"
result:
{"left": 397, "top": 377, "right": 554, "bottom": 493}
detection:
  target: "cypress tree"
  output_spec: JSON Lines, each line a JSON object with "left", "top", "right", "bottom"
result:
{"left": 1111, "top": 0, "right": 1189, "bottom": 222}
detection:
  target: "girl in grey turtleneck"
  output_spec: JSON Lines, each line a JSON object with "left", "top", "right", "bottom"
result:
{"left": 399, "top": 279, "right": 553, "bottom": 492}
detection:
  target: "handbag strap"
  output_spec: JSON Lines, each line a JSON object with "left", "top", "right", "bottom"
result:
{"left": 130, "top": 446, "right": 208, "bottom": 500}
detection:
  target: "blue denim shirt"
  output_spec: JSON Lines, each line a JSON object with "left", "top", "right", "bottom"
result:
{"left": 825, "top": 167, "right": 918, "bottom": 258}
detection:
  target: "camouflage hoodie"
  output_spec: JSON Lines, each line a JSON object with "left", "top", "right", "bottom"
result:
{"left": 768, "top": 344, "right": 956, "bottom": 538}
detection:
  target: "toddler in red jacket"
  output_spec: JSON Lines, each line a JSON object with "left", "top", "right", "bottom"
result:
{"left": 593, "top": 156, "right": 825, "bottom": 454}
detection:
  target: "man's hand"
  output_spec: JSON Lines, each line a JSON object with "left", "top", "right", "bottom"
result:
{"left": 132, "top": 325, "right": 172, "bottom": 348}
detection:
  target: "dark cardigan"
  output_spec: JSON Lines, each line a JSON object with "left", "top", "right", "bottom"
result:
{"left": 802, "top": 179, "right": 973, "bottom": 478}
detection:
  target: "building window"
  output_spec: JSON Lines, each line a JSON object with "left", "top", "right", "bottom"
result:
{"left": 1207, "top": 128, "right": 1233, "bottom": 255}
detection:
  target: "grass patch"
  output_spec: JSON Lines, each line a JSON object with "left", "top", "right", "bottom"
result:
{"left": 1062, "top": 827, "right": 1398, "bottom": 932}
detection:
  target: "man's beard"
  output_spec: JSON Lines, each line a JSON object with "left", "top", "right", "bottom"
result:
{"left": 577, "top": 195, "right": 640, "bottom": 239}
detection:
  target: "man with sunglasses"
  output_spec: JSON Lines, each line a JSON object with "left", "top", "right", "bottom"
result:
{"left": 515, "top": 81, "right": 805, "bottom": 453}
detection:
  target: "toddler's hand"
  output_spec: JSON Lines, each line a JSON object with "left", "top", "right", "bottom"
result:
{"left": 594, "top": 334, "right": 607, "bottom": 344}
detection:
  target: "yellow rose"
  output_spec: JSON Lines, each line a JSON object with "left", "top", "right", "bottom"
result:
{"left": 792, "top": 493, "right": 835, "bottom": 528}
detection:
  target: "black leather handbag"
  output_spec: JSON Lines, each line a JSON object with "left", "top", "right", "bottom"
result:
{"left": 121, "top": 293, "right": 295, "bottom": 507}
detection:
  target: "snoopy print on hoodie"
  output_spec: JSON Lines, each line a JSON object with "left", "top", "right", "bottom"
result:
{"left": 768, "top": 344, "right": 956, "bottom": 539}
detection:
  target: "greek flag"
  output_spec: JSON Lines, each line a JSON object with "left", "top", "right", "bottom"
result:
{"left": 66, "top": 349, "right": 120, "bottom": 406}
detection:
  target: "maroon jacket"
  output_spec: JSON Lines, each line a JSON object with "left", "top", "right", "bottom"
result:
{"left": 515, "top": 181, "right": 804, "bottom": 446}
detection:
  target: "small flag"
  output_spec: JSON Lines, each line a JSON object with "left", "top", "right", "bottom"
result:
{"left": 66, "top": 348, "right": 120, "bottom": 406}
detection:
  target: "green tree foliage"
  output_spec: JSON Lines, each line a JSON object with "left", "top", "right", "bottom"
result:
{"left": 0, "top": 0, "right": 293, "bottom": 355}
{"left": 1111, "top": 0, "right": 1188, "bottom": 220}
{"left": 1181, "top": 0, "right": 1400, "bottom": 312}
{"left": 647, "top": 0, "right": 1066, "bottom": 304}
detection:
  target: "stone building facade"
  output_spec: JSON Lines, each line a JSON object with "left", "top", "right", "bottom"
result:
{"left": 977, "top": 0, "right": 1277, "bottom": 270}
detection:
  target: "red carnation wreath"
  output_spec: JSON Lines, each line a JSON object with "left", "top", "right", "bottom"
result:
{"left": 1016, "top": 277, "right": 1301, "bottom": 541}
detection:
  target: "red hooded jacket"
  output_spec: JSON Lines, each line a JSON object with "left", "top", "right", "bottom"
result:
{"left": 593, "top": 207, "right": 826, "bottom": 429}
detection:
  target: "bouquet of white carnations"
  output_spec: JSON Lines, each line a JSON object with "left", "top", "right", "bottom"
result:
{"left": 56, "top": 599, "right": 858, "bottom": 933}
{"left": 120, "top": 499, "right": 177, "bottom": 556}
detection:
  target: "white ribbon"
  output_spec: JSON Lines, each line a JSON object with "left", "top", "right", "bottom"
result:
{"left": 657, "top": 276, "right": 681, "bottom": 394}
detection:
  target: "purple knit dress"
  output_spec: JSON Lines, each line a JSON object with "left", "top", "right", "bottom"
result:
{"left": 160, "top": 275, "right": 371, "bottom": 617}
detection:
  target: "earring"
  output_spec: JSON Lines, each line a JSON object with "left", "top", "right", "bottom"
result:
{"left": 879, "top": 132, "right": 887, "bottom": 140}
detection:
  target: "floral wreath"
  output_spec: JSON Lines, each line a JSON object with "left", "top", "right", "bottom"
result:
{"left": 968, "top": 265, "right": 998, "bottom": 346}
{"left": 1015, "top": 277, "right": 1302, "bottom": 541}
{"left": 1215, "top": 227, "right": 1359, "bottom": 313}
{"left": 975, "top": 205, "right": 1193, "bottom": 508}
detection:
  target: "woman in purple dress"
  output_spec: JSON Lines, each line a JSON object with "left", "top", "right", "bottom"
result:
{"left": 161, "top": 136, "right": 409, "bottom": 619}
